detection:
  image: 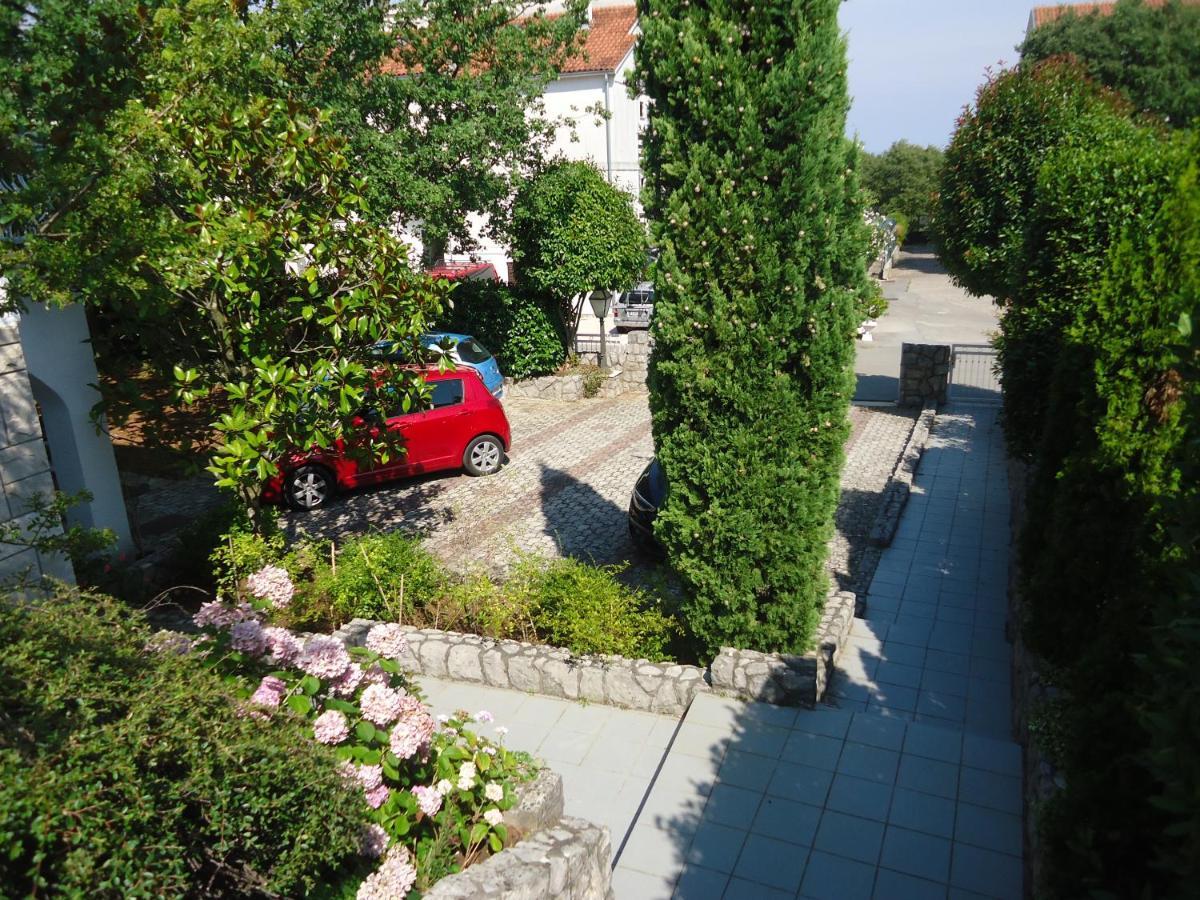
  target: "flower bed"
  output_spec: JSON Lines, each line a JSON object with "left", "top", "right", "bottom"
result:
{"left": 186, "top": 595, "right": 536, "bottom": 897}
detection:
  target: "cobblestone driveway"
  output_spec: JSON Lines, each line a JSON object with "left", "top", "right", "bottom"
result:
{"left": 279, "top": 396, "right": 917, "bottom": 590}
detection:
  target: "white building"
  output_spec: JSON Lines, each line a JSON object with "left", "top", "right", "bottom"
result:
{"left": 426, "top": 3, "right": 646, "bottom": 295}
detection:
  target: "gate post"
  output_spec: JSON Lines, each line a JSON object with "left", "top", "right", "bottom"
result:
{"left": 898, "top": 343, "right": 951, "bottom": 407}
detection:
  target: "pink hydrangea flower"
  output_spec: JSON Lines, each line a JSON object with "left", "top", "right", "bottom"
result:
{"left": 364, "top": 623, "right": 409, "bottom": 659}
{"left": 313, "top": 709, "right": 350, "bottom": 745}
{"left": 194, "top": 600, "right": 256, "bottom": 629}
{"left": 361, "top": 662, "right": 390, "bottom": 687}
{"left": 365, "top": 784, "right": 390, "bottom": 809}
{"left": 474, "top": 710, "right": 494, "bottom": 723}
{"left": 263, "top": 626, "right": 301, "bottom": 664}
{"left": 359, "top": 823, "right": 389, "bottom": 859}
{"left": 250, "top": 675, "right": 287, "bottom": 708}
{"left": 329, "top": 663, "right": 364, "bottom": 697}
{"left": 229, "top": 619, "right": 267, "bottom": 656}
{"left": 411, "top": 784, "right": 443, "bottom": 818}
{"left": 389, "top": 708, "right": 435, "bottom": 760}
{"left": 359, "top": 683, "right": 405, "bottom": 726}
{"left": 355, "top": 765, "right": 384, "bottom": 792}
{"left": 356, "top": 846, "right": 417, "bottom": 900}
{"left": 297, "top": 636, "right": 351, "bottom": 681}
{"left": 244, "top": 564, "right": 295, "bottom": 608}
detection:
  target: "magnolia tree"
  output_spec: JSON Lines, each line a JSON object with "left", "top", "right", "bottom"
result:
{"left": 0, "top": 2, "right": 450, "bottom": 524}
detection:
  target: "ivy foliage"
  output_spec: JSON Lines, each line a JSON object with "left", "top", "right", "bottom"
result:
{"left": 636, "top": 0, "right": 868, "bottom": 656}
{"left": 0, "top": 592, "right": 367, "bottom": 897}
{"left": 1019, "top": 0, "right": 1200, "bottom": 128}
{"left": 511, "top": 159, "right": 646, "bottom": 305}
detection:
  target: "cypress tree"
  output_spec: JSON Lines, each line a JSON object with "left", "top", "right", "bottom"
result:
{"left": 636, "top": 0, "right": 868, "bottom": 655}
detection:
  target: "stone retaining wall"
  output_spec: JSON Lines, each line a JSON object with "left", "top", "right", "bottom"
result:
{"left": 710, "top": 590, "right": 857, "bottom": 706}
{"left": 332, "top": 619, "right": 709, "bottom": 716}
{"left": 870, "top": 404, "right": 936, "bottom": 548}
{"left": 899, "top": 343, "right": 951, "bottom": 407}
{"left": 426, "top": 817, "right": 613, "bottom": 900}
{"left": 503, "top": 333, "right": 650, "bottom": 401}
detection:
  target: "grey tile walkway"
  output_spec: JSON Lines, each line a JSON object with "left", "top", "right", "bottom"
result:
{"left": 416, "top": 676, "right": 681, "bottom": 849}
{"left": 614, "top": 405, "right": 1023, "bottom": 899}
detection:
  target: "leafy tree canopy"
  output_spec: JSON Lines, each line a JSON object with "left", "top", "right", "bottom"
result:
{"left": 511, "top": 159, "right": 645, "bottom": 310}
{"left": 0, "top": 0, "right": 450, "bottom": 520}
{"left": 1019, "top": 0, "right": 1200, "bottom": 128}
{"left": 859, "top": 140, "right": 944, "bottom": 241}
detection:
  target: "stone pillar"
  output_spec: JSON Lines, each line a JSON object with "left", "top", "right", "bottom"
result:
{"left": 0, "top": 313, "right": 76, "bottom": 590}
{"left": 898, "top": 342, "right": 951, "bottom": 407}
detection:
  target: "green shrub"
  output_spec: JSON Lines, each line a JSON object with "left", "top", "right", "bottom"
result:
{"left": 1015, "top": 133, "right": 1200, "bottom": 898}
{"left": 0, "top": 592, "right": 367, "bottom": 897}
{"left": 440, "top": 280, "right": 566, "bottom": 381}
{"left": 511, "top": 160, "right": 645, "bottom": 303}
{"left": 637, "top": 0, "right": 867, "bottom": 656}
{"left": 309, "top": 531, "right": 449, "bottom": 626}
{"left": 935, "top": 58, "right": 1128, "bottom": 304}
{"left": 507, "top": 554, "right": 678, "bottom": 660}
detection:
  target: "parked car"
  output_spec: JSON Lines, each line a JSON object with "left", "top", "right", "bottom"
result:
{"left": 266, "top": 367, "right": 511, "bottom": 511}
{"left": 374, "top": 332, "right": 505, "bottom": 399}
{"left": 613, "top": 282, "right": 654, "bottom": 332}
{"left": 628, "top": 457, "right": 666, "bottom": 551}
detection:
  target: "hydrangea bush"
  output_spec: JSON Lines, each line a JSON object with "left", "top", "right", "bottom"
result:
{"left": 186, "top": 580, "right": 532, "bottom": 896}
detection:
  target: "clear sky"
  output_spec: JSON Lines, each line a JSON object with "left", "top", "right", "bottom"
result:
{"left": 839, "top": 0, "right": 1041, "bottom": 153}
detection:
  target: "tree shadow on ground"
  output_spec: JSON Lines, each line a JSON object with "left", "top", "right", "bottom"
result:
{"left": 279, "top": 472, "right": 458, "bottom": 546}
{"left": 893, "top": 244, "right": 945, "bottom": 275}
{"left": 853, "top": 373, "right": 899, "bottom": 403}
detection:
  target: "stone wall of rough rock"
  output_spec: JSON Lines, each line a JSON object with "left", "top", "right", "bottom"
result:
{"left": 332, "top": 619, "right": 709, "bottom": 716}
{"left": 425, "top": 817, "right": 614, "bottom": 900}
{"left": 709, "top": 590, "right": 857, "bottom": 706}
{"left": 899, "top": 342, "right": 951, "bottom": 407}
{"left": 870, "top": 405, "right": 936, "bottom": 548}
{"left": 335, "top": 588, "right": 858, "bottom": 712}
{"left": 503, "top": 332, "right": 651, "bottom": 401}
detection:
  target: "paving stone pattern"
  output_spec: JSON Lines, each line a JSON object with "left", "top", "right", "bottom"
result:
{"left": 611, "top": 405, "right": 1022, "bottom": 899}
{"left": 277, "top": 397, "right": 915, "bottom": 589}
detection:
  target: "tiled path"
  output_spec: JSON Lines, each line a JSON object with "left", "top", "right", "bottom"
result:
{"left": 417, "top": 675, "right": 681, "bottom": 846}
{"left": 613, "top": 405, "right": 1024, "bottom": 899}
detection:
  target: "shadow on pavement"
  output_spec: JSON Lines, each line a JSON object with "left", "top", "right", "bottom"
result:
{"left": 854, "top": 373, "right": 899, "bottom": 403}
{"left": 279, "top": 472, "right": 458, "bottom": 545}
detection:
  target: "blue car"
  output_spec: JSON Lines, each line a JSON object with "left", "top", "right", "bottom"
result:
{"left": 373, "top": 333, "right": 505, "bottom": 399}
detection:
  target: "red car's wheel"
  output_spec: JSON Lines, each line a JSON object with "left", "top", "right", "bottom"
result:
{"left": 286, "top": 464, "right": 335, "bottom": 511}
{"left": 463, "top": 434, "right": 504, "bottom": 476}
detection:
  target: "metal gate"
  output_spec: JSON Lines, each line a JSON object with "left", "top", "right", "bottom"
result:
{"left": 948, "top": 343, "right": 1002, "bottom": 404}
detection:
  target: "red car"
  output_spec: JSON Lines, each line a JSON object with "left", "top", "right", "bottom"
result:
{"left": 268, "top": 367, "right": 511, "bottom": 511}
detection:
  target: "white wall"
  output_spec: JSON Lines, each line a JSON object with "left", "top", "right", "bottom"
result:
{"left": 19, "top": 303, "right": 134, "bottom": 552}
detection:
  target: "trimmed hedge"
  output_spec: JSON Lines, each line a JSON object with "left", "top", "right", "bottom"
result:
{"left": 1021, "top": 136, "right": 1200, "bottom": 900}
{"left": 636, "top": 0, "right": 867, "bottom": 656}
{"left": 0, "top": 592, "right": 367, "bottom": 897}
{"left": 439, "top": 280, "right": 566, "bottom": 381}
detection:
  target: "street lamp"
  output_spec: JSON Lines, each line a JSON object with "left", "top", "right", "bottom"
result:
{"left": 588, "top": 288, "right": 614, "bottom": 370}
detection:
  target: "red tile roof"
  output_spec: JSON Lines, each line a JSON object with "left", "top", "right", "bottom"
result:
{"left": 428, "top": 261, "right": 499, "bottom": 282}
{"left": 380, "top": 5, "right": 637, "bottom": 78}
{"left": 1029, "top": 0, "right": 1200, "bottom": 29}
{"left": 562, "top": 6, "right": 638, "bottom": 75}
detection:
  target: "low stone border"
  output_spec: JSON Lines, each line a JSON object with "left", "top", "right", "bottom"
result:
{"left": 502, "top": 368, "right": 641, "bottom": 402}
{"left": 710, "top": 589, "right": 857, "bottom": 706}
{"left": 503, "top": 769, "right": 564, "bottom": 837}
{"left": 332, "top": 619, "right": 709, "bottom": 716}
{"left": 426, "top": 817, "right": 613, "bottom": 899}
{"left": 869, "top": 403, "right": 936, "bottom": 548}
{"left": 334, "top": 588, "right": 858, "bottom": 712}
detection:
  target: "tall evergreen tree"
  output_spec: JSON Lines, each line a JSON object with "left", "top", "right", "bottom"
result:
{"left": 636, "top": 0, "right": 869, "bottom": 655}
